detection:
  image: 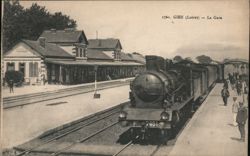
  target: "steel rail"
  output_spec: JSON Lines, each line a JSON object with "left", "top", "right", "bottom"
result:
{"left": 15, "top": 108, "right": 123, "bottom": 156}
{"left": 4, "top": 86, "right": 93, "bottom": 104}
{"left": 4, "top": 82, "right": 128, "bottom": 109}
{"left": 39, "top": 101, "right": 127, "bottom": 139}
{"left": 4, "top": 79, "right": 131, "bottom": 103}
{"left": 3, "top": 85, "right": 94, "bottom": 102}
{"left": 4, "top": 82, "right": 120, "bottom": 103}
{"left": 51, "top": 121, "right": 119, "bottom": 156}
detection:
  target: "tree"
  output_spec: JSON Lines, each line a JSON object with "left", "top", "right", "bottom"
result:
{"left": 185, "top": 57, "right": 193, "bottom": 62}
{"left": 196, "top": 55, "right": 212, "bottom": 64}
{"left": 3, "top": 0, "right": 77, "bottom": 52}
{"left": 173, "top": 55, "right": 183, "bottom": 62}
{"left": 223, "top": 58, "right": 231, "bottom": 63}
{"left": 3, "top": 0, "right": 24, "bottom": 52}
{"left": 5, "top": 70, "right": 24, "bottom": 86}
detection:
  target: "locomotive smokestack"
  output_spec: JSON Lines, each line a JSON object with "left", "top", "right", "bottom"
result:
{"left": 146, "top": 55, "right": 166, "bottom": 71}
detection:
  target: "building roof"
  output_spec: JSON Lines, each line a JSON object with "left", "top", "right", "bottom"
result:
{"left": 129, "top": 53, "right": 146, "bottom": 64}
{"left": 87, "top": 39, "right": 122, "bottom": 49}
{"left": 87, "top": 49, "right": 112, "bottom": 60}
{"left": 120, "top": 52, "right": 135, "bottom": 61}
{"left": 40, "top": 29, "right": 88, "bottom": 44}
{"left": 22, "top": 39, "right": 74, "bottom": 58}
{"left": 223, "top": 58, "right": 249, "bottom": 64}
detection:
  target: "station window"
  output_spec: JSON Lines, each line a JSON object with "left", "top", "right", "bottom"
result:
{"left": 76, "top": 47, "right": 86, "bottom": 58}
{"left": 83, "top": 49, "right": 86, "bottom": 57}
{"left": 19, "top": 63, "right": 25, "bottom": 77}
{"left": 114, "top": 51, "right": 120, "bottom": 60}
{"left": 29, "top": 62, "right": 38, "bottom": 77}
{"left": 7, "top": 62, "right": 15, "bottom": 71}
{"left": 51, "top": 64, "right": 55, "bottom": 76}
{"left": 76, "top": 48, "right": 79, "bottom": 57}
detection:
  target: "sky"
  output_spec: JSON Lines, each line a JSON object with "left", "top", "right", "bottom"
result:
{"left": 19, "top": 0, "right": 249, "bottom": 61}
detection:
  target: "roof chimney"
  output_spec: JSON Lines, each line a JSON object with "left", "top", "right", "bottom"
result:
{"left": 38, "top": 37, "right": 46, "bottom": 48}
{"left": 96, "top": 31, "right": 102, "bottom": 46}
{"left": 98, "top": 39, "right": 102, "bottom": 46}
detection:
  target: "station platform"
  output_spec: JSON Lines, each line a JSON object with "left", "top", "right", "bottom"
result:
{"left": 169, "top": 83, "right": 248, "bottom": 156}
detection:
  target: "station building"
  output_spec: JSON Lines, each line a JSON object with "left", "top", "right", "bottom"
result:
{"left": 3, "top": 29, "right": 145, "bottom": 85}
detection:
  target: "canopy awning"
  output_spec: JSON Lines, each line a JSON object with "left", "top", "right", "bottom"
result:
{"left": 45, "top": 58, "right": 144, "bottom": 66}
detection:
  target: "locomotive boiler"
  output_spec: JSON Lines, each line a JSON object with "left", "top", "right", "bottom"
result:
{"left": 118, "top": 55, "right": 218, "bottom": 143}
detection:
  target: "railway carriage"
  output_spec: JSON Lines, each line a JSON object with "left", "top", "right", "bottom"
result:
{"left": 205, "top": 64, "right": 219, "bottom": 88}
{"left": 118, "top": 55, "right": 219, "bottom": 143}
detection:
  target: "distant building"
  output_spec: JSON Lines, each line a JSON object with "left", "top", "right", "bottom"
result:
{"left": 129, "top": 52, "right": 146, "bottom": 64}
{"left": 88, "top": 39, "right": 122, "bottom": 61}
{"left": 3, "top": 38, "right": 74, "bottom": 84}
{"left": 3, "top": 29, "right": 145, "bottom": 85}
{"left": 223, "top": 58, "right": 249, "bottom": 78}
{"left": 40, "top": 28, "right": 88, "bottom": 58}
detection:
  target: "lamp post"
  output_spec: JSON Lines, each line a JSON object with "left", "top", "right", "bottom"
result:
{"left": 93, "top": 65, "right": 100, "bottom": 98}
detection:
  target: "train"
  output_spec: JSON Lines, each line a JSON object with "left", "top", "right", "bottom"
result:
{"left": 118, "top": 55, "right": 219, "bottom": 143}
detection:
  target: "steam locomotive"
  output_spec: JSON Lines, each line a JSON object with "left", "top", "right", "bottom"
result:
{"left": 118, "top": 55, "right": 219, "bottom": 142}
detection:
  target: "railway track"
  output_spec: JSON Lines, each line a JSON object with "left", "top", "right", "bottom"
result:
{"left": 4, "top": 79, "right": 131, "bottom": 109}
{"left": 14, "top": 111, "right": 192, "bottom": 156}
{"left": 51, "top": 122, "right": 119, "bottom": 156}
{"left": 15, "top": 122, "right": 187, "bottom": 156}
{"left": 14, "top": 99, "right": 196, "bottom": 156}
{"left": 14, "top": 102, "right": 128, "bottom": 156}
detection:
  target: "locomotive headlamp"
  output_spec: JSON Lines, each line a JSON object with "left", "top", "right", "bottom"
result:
{"left": 160, "top": 112, "right": 169, "bottom": 120}
{"left": 119, "top": 111, "right": 127, "bottom": 119}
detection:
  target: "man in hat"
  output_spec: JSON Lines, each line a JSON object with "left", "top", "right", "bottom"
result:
{"left": 8, "top": 79, "right": 14, "bottom": 93}
{"left": 236, "top": 80, "right": 242, "bottom": 96}
{"left": 221, "top": 86, "right": 230, "bottom": 106}
{"left": 232, "top": 97, "right": 239, "bottom": 126}
{"left": 223, "top": 79, "right": 229, "bottom": 89}
{"left": 236, "top": 102, "right": 248, "bottom": 142}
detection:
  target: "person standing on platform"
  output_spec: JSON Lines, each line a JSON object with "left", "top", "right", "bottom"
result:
{"left": 242, "top": 80, "right": 247, "bottom": 94}
{"left": 223, "top": 79, "right": 229, "bottom": 89}
{"left": 42, "top": 74, "right": 46, "bottom": 85}
{"left": 236, "top": 80, "right": 242, "bottom": 96}
{"left": 232, "top": 97, "right": 239, "bottom": 126}
{"left": 221, "top": 87, "right": 230, "bottom": 106}
{"left": 236, "top": 102, "right": 248, "bottom": 142}
{"left": 231, "top": 76, "right": 236, "bottom": 91}
{"left": 8, "top": 79, "right": 14, "bottom": 93}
